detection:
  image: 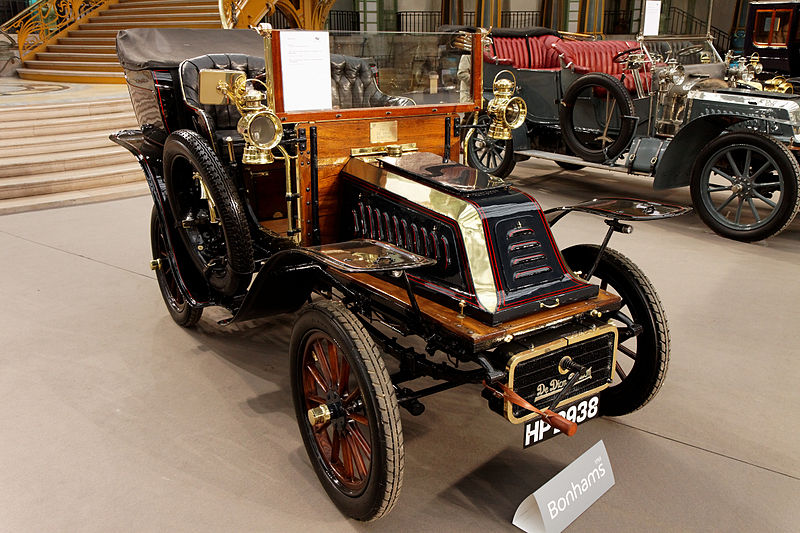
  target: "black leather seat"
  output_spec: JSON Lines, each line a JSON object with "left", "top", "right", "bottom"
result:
{"left": 179, "top": 52, "right": 414, "bottom": 152}
{"left": 329, "top": 54, "right": 414, "bottom": 109}
{"left": 179, "top": 53, "right": 266, "bottom": 153}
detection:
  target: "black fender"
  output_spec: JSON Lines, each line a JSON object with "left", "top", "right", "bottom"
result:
{"left": 653, "top": 115, "right": 747, "bottom": 190}
{"left": 511, "top": 118, "right": 532, "bottom": 153}
{"left": 111, "top": 129, "right": 212, "bottom": 307}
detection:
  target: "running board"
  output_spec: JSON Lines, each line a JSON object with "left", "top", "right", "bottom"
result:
{"left": 515, "top": 149, "right": 630, "bottom": 173}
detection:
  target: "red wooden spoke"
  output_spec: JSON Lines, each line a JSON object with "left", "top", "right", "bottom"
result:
{"left": 327, "top": 341, "right": 339, "bottom": 390}
{"left": 343, "top": 387, "right": 361, "bottom": 406}
{"left": 349, "top": 424, "right": 371, "bottom": 457}
{"left": 331, "top": 430, "right": 341, "bottom": 463}
{"left": 305, "top": 363, "right": 328, "bottom": 392}
{"left": 317, "top": 431, "right": 332, "bottom": 457}
{"left": 314, "top": 420, "right": 331, "bottom": 434}
{"left": 349, "top": 412, "right": 369, "bottom": 426}
{"left": 313, "top": 340, "right": 333, "bottom": 388}
{"left": 340, "top": 431, "right": 354, "bottom": 479}
{"left": 347, "top": 431, "right": 368, "bottom": 479}
{"left": 307, "top": 394, "right": 326, "bottom": 405}
{"left": 338, "top": 356, "right": 350, "bottom": 396}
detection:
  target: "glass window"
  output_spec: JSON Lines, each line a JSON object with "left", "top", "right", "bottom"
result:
{"left": 753, "top": 11, "right": 773, "bottom": 44}
{"left": 771, "top": 10, "right": 792, "bottom": 45}
{"left": 328, "top": 31, "right": 473, "bottom": 110}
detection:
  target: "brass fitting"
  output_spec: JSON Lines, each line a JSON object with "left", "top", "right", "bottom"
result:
{"left": 307, "top": 404, "right": 331, "bottom": 426}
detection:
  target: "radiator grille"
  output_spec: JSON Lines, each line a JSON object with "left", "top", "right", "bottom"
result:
{"left": 507, "top": 327, "right": 616, "bottom": 422}
{"left": 497, "top": 216, "right": 561, "bottom": 290}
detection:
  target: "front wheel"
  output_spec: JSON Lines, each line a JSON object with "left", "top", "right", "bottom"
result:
{"left": 561, "top": 245, "right": 669, "bottom": 416}
{"left": 465, "top": 114, "right": 516, "bottom": 177}
{"left": 290, "top": 301, "right": 404, "bottom": 521}
{"left": 690, "top": 132, "right": 800, "bottom": 241}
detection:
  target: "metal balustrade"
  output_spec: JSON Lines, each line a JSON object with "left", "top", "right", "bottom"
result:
{"left": 394, "top": 10, "right": 541, "bottom": 32}
{"left": 1, "top": 0, "right": 109, "bottom": 60}
{"left": 664, "top": 6, "right": 731, "bottom": 53}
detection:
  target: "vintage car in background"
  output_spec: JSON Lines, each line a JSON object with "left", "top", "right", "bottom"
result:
{"left": 466, "top": 27, "right": 800, "bottom": 242}
{"left": 112, "top": 26, "right": 686, "bottom": 521}
{"left": 744, "top": 0, "right": 800, "bottom": 78}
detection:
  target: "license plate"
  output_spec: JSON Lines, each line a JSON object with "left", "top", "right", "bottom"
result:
{"left": 522, "top": 395, "right": 600, "bottom": 448}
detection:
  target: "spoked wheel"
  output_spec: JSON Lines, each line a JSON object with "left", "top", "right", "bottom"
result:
{"left": 690, "top": 132, "right": 800, "bottom": 241}
{"left": 290, "top": 301, "right": 403, "bottom": 521}
{"left": 561, "top": 245, "right": 669, "bottom": 416}
{"left": 465, "top": 114, "right": 516, "bottom": 177}
{"left": 150, "top": 206, "right": 203, "bottom": 327}
{"left": 163, "top": 130, "right": 254, "bottom": 295}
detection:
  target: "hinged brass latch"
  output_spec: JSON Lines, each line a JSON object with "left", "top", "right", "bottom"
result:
{"left": 350, "top": 142, "right": 417, "bottom": 157}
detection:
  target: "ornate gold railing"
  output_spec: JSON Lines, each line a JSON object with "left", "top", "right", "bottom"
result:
{"left": 1, "top": 0, "right": 110, "bottom": 60}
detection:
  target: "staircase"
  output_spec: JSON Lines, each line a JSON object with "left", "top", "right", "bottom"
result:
{"left": 16, "top": 0, "right": 220, "bottom": 83}
{"left": 0, "top": 98, "right": 148, "bottom": 215}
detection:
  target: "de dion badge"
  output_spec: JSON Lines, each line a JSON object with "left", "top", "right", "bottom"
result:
{"left": 513, "top": 441, "right": 615, "bottom": 533}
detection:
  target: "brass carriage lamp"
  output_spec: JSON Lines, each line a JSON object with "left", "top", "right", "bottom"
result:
{"left": 198, "top": 67, "right": 283, "bottom": 165}
{"left": 487, "top": 70, "right": 527, "bottom": 140}
{"left": 233, "top": 79, "right": 283, "bottom": 165}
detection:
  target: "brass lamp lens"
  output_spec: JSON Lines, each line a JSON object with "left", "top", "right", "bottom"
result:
{"left": 251, "top": 115, "right": 276, "bottom": 145}
{"left": 504, "top": 97, "right": 527, "bottom": 129}
{"left": 240, "top": 110, "right": 283, "bottom": 150}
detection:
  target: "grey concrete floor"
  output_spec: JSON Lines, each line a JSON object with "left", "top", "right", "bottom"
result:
{"left": 1, "top": 158, "right": 798, "bottom": 532}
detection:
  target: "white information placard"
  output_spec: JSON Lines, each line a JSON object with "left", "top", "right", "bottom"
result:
{"left": 513, "top": 441, "right": 615, "bottom": 533}
{"left": 280, "top": 30, "right": 332, "bottom": 112}
{"left": 643, "top": 0, "right": 662, "bottom": 36}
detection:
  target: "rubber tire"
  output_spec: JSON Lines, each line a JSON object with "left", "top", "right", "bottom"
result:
{"left": 150, "top": 206, "right": 203, "bottom": 327}
{"left": 290, "top": 301, "right": 404, "bottom": 521}
{"left": 689, "top": 132, "right": 800, "bottom": 242}
{"left": 559, "top": 73, "right": 636, "bottom": 163}
{"left": 465, "top": 114, "right": 516, "bottom": 177}
{"left": 163, "top": 129, "right": 254, "bottom": 296}
{"left": 561, "top": 245, "right": 669, "bottom": 416}
{"left": 556, "top": 161, "right": 586, "bottom": 171}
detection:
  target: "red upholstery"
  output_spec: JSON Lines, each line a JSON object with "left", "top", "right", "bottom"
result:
{"left": 527, "top": 35, "right": 561, "bottom": 69}
{"left": 552, "top": 40, "right": 650, "bottom": 92}
{"left": 490, "top": 37, "right": 531, "bottom": 68}
{"left": 552, "top": 40, "right": 638, "bottom": 75}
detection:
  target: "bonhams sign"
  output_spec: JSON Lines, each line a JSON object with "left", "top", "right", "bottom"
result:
{"left": 513, "top": 441, "right": 614, "bottom": 532}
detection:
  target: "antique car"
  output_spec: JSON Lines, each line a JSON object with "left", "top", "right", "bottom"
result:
{"left": 465, "top": 27, "right": 800, "bottom": 242}
{"left": 111, "top": 26, "right": 686, "bottom": 521}
{"left": 744, "top": 0, "right": 800, "bottom": 78}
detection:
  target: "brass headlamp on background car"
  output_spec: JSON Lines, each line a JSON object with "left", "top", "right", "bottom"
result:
{"left": 486, "top": 70, "right": 527, "bottom": 140}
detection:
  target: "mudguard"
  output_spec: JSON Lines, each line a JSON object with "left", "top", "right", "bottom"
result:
{"left": 653, "top": 115, "right": 747, "bottom": 190}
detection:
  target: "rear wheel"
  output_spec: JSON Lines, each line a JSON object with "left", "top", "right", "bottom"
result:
{"left": 163, "top": 129, "right": 254, "bottom": 296}
{"left": 150, "top": 206, "right": 202, "bottom": 327}
{"left": 290, "top": 301, "right": 403, "bottom": 521}
{"left": 465, "top": 114, "right": 516, "bottom": 177}
{"left": 562, "top": 245, "right": 669, "bottom": 416}
{"left": 690, "top": 132, "right": 800, "bottom": 241}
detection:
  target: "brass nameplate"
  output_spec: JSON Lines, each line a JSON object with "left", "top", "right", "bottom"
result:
{"left": 370, "top": 121, "right": 398, "bottom": 143}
